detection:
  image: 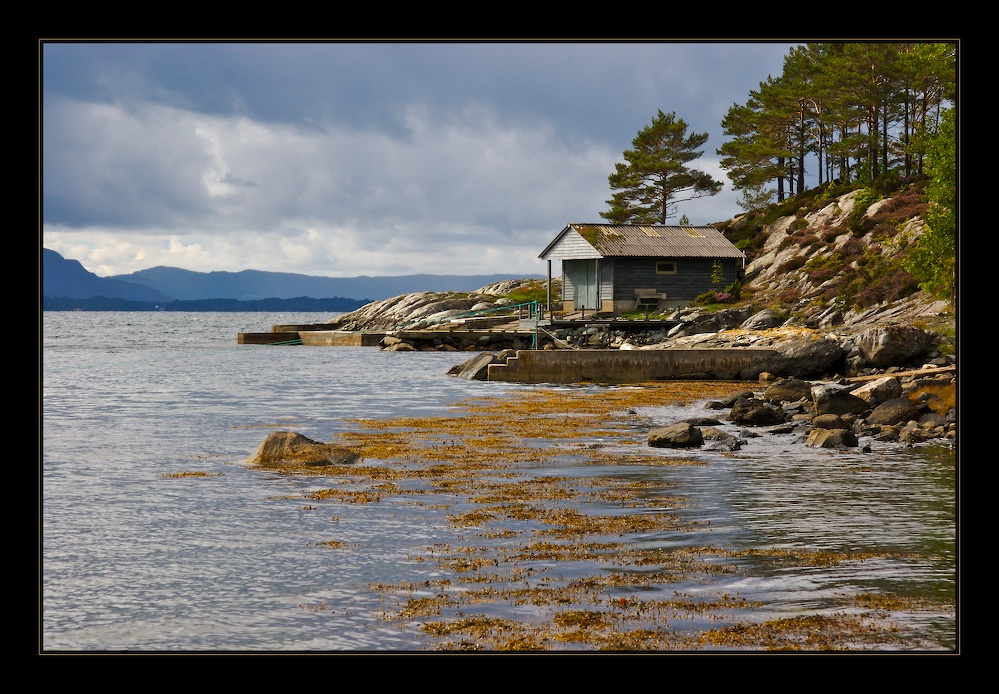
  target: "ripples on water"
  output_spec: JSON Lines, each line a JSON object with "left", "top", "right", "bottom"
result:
{"left": 41, "top": 312, "right": 957, "bottom": 651}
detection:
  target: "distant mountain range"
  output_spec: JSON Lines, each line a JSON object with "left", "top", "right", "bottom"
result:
{"left": 41, "top": 248, "right": 542, "bottom": 311}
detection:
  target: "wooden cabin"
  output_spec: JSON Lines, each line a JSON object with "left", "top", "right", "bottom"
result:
{"left": 539, "top": 223, "right": 745, "bottom": 315}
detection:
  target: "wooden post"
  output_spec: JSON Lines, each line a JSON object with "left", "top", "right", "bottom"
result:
{"left": 546, "top": 259, "right": 552, "bottom": 317}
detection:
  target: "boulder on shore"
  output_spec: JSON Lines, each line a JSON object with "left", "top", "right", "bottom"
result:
{"left": 811, "top": 383, "right": 871, "bottom": 416}
{"left": 866, "top": 397, "right": 922, "bottom": 426}
{"left": 448, "top": 352, "right": 501, "bottom": 380}
{"left": 248, "top": 431, "right": 361, "bottom": 467}
{"left": 648, "top": 422, "right": 704, "bottom": 448}
{"left": 854, "top": 325, "right": 935, "bottom": 368}
{"left": 805, "top": 428, "right": 859, "bottom": 448}
{"left": 729, "top": 397, "right": 787, "bottom": 426}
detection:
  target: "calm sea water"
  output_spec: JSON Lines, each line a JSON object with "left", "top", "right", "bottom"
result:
{"left": 41, "top": 311, "right": 958, "bottom": 652}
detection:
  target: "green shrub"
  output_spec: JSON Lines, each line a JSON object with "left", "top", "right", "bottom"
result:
{"left": 854, "top": 268, "right": 920, "bottom": 307}
{"left": 804, "top": 253, "right": 841, "bottom": 284}
{"left": 775, "top": 256, "right": 807, "bottom": 274}
{"left": 872, "top": 170, "right": 903, "bottom": 196}
{"left": 846, "top": 187, "right": 882, "bottom": 235}
{"left": 795, "top": 232, "right": 820, "bottom": 247}
{"left": 839, "top": 237, "right": 866, "bottom": 262}
{"left": 694, "top": 290, "right": 715, "bottom": 305}
{"left": 505, "top": 281, "right": 552, "bottom": 305}
{"left": 776, "top": 288, "right": 800, "bottom": 305}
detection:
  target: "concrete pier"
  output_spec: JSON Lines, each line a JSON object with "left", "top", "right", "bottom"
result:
{"left": 486, "top": 348, "right": 778, "bottom": 384}
{"left": 237, "top": 331, "right": 302, "bottom": 345}
{"left": 237, "top": 322, "right": 781, "bottom": 384}
{"left": 299, "top": 330, "right": 391, "bottom": 346}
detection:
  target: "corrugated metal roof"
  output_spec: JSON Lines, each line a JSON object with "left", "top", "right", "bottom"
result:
{"left": 540, "top": 224, "right": 744, "bottom": 260}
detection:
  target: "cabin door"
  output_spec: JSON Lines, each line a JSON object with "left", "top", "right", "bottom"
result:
{"left": 573, "top": 260, "right": 598, "bottom": 310}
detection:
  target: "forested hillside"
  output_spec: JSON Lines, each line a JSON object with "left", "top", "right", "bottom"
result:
{"left": 717, "top": 43, "right": 954, "bottom": 207}
{"left": 604, "top": 42, "right": 956, "bottom": 311}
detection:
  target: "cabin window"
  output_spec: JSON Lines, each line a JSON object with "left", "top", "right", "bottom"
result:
{"left": 656, "top": 261, "right": 677, "bottom": 274}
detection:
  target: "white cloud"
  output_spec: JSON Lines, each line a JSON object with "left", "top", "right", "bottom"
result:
{"left": 43, "top": 42, "right": 799, "bottom": 277}
{"left": 44, "top": 98, "right": 619, "bottom": 277}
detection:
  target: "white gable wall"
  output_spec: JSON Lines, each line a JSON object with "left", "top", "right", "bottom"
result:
{"left": 543, "top": 229, "right": 602, "bottom": 260}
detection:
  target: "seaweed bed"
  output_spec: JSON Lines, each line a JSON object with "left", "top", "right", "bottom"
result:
{"left": 241, "top": 380, "right": 954, "bottom": 652}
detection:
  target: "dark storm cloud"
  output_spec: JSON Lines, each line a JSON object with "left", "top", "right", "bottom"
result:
{"left": 41, "top": 40, "right": 798, "bottom": 277}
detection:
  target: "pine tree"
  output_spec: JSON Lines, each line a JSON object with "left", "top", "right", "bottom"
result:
{"left": 601, "top": 110, "right": 722, "bottom": 224}
{"left": 718, "top": 76, "right": 796, "bottom": 203}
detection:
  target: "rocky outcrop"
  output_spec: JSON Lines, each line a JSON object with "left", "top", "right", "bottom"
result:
{"left": 320, "top": 292, "right": 486, "bottom": 331}
{"left": 322, "top": 280, "right": 545, "bottom": 332}
{"left": 545, "top": 310, "right": 951, "bottom": 380}
{"left": 644, "top": 370, "right": 956, "bottom": 451}
{"left": 730, "top": 188, "right": 952, "bottom": 332}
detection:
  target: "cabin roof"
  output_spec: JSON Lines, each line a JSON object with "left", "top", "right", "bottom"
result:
{"left": 539, "top": 223, "right": 744, "bottom": 261}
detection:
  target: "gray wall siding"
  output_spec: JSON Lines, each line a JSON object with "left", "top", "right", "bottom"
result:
{"left": 566, "top": 256, "right": 741, "bottom": 308}
{"left": 599, "top": 259, "right": 613, "bottom": 300}
{"left": 562, "top": 259, "right": 575, "bottom": 300}
{"left": 609, "top": 258, "right": 742, "bottom": 303}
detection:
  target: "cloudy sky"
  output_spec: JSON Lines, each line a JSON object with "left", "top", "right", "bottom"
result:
{"left": 42, "top": 40, "right": 800, "bottom": 278}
